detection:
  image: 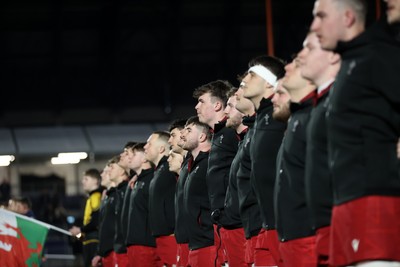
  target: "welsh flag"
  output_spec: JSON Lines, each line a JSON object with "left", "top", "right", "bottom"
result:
{"left": 0, "top": 208, "right": 49, "bottom": 267}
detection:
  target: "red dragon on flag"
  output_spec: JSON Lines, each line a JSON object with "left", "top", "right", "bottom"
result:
{"left": 0, "top": 208, "right": 48, "bottom": 267}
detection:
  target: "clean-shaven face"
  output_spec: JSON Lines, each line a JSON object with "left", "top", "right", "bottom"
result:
{"left": 101, "top": 165, "right": 112, "bottom": 188}
{"left": 385, "top": 0, "right": 400, "bottom": 24}
{"left": 298, "top": 32, "right": 334, "bottom": 84}
{"left": 119, "top": 147, "right": 133, "bottom": 169}
{"left": 109, "top": 162, "right": 126, "bottom": 183}
{"left": 241, "top": 71, "right": 268, "bottom": 104}
{"left": 195, "top": 92, "right": 217, "bottom": 127}
{"left": 168, "top": 128, "right": 183, "bottom": 151}
{"left": 167, "top": 150, "right": 184, "bottom": 173}
{"left": 82, "top": 175, "right": 99, "bottom": 193}
{"left": 282, "top": 58, "right": 308, "bottom": 94}
{"left": 235, "top": 85, "right": 255, "bottom": 115}
{"left": 128, "top": 149, "right": 145, "bottom": 171}
{"left": 144, "top": 134, "right": 160, "bottom": 164}
{"left": 310, "top": 0, "right": 345, "bottom": 50}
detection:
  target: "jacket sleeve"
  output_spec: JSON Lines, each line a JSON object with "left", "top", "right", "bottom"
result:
{"left": 81, "top": 191, "right": 102, "bottom": 233}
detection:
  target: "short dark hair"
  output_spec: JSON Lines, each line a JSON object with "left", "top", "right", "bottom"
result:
{"left": 334, "top": 0, "right": 368, "bottom": 23}
{"left": 226, "top": 87, "right": 238, "bottom": 98}
{"left": 248, "top": 55, "right": 286, "bottom": 80}
{"left": 84, "top": 168, "right": 101, "bottom": 184}
{"left": 124, "top": 141, "right": 137, "bottom": 149}
{"left": 168, "top": 118, "right": 187, "bottom": 132}
{"left": 132, "top": 142, "right": 146, "bottom": 153}
{"left": 12, "top": 196, "right": 32, "bottom": 209}
{"left": 237, "top": 71, "right": 247, "bottom": 83}
{"left": 153, "top": 131, "right": 171, "bottom": 144}
{"left": 192, "top": 80, "right": 234, "bottom": 108}
{"left": 185, "top": 116, "right": 212, "bottom": 141}
{"left": 107, "top": 155, "right": 120, "bottom": 166}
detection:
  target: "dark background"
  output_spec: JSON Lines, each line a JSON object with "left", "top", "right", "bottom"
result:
{"left": 0, "top": 0, "right": 381, "bottom": 127}
{"left": 0, "top": 2, "right": 386, "bottom": 260}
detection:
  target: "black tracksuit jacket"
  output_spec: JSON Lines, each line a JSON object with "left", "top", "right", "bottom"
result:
{"left": 183, "top": 151, "right": 214, "bottom": 250}
{"left": 274, "top": 96, "right": 315, "bottom": 241}
{"left": 237, "top": 115, "right": 263, "bottom": 239}
{"left": 120, "top": 178, "right": 132, "bottom": 245}
{"left": 328, "top": 22, "right": 400, "bottom": 206}
{"left": 97, "top": 187, "right": 116, "bottom": 257}
{"left": 149, "top": 156, "right": 177, "bottom": 237}
{"left": 250, "top": 98, "right": 286, "bottom": 230}
{"left": 174, "top": 153, "right": 191, "bottom": 244}
{"left": 114, "top": 180, "right": 129, "bottom": 254}
{"left": 305, "top": 82, "right": 334, "bottom": 230}
{"left": 220, "top": 129, "right": 247, "bottom": 230}
{"left": 126, "top": 168, "right": 156, "bottom": 247}
{"left": 207, "top": 120, "right": 240, "bottom": 218}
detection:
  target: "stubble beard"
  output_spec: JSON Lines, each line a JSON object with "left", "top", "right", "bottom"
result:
{"left": 272, "top": 105, "right": 291, "bottom": 122}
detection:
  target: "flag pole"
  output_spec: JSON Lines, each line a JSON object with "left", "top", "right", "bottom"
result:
{"left": 1, "top": 208, "right": 72, "bottom": 236}
{"left": 265, "top": 0, "right": 275, "bottom": 56}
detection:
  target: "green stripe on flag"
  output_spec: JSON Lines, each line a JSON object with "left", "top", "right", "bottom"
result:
{"left": 16, "top": 216, "right": 49, "bottom": 266}
{"left": 0, "top": 209, "right": 49, "bottom": 267}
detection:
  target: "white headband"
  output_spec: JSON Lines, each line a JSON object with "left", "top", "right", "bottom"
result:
{"left": 248, "top": 65, "right": 277, "bottom": 87}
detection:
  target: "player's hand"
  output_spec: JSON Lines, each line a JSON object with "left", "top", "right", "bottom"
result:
{"left": 397, "top": 138, "right": 400, "bottom": 159}
{"left": 68, "top": 226, "right": 81, "bottom": 236}
{"left": 129, "top": 175, "right": 138, "bottom": 189}
{"left": 91, "top": 255, "right": 102, "bottom": 267}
